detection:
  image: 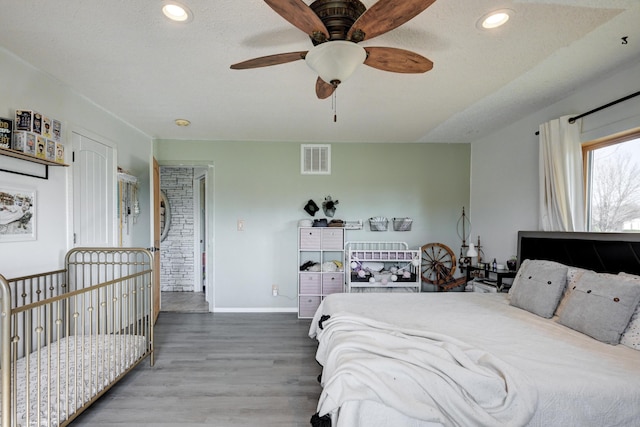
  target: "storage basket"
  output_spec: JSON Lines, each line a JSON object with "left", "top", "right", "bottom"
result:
{"left": 392, "top": 217, "right": 413, "bottom": 231}
{"left": 368, "top": 217, "right": 388, "bottom": 231}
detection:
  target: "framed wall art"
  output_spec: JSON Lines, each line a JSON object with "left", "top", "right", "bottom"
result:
{"left": 0, "top": 187, "right": 36, "bottom": 241}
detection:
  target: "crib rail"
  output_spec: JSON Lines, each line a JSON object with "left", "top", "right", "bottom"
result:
{"left": 3, "top": 269, "right": 67, "bottom": 309}
{"left": 0, "top": 247, "right": 154, "bottom": 427}
{"left": 1, "top": 274, "right": 11, "bottom": 427}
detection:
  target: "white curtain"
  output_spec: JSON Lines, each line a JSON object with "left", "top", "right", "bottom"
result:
{"left": 538, "top": 115, "right": 585, "bottom": 231}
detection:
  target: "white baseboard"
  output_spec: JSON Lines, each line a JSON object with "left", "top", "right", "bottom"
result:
{"left": 213, "top": 307, "right": 298, "bottom": 313}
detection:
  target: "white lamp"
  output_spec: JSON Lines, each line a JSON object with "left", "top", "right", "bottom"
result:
{"left": 305, "top": 41, "right": 366, "bottom": 87}
{"left": 466, "top": 242, "right": 478, "bottom": 258}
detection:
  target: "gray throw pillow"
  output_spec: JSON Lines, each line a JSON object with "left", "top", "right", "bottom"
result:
{"left": 555, "top": 267, "right": 590, "bottom": 317}
{"left": 558, "top": 271, "right": 640, "bottom": 344}
{"left": 509, "top": 259, "right": 568, "bottom": 318}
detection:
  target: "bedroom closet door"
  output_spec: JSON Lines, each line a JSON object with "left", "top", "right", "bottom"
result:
{"left": 71, "top": 131, "right": 115, "bottom": 246}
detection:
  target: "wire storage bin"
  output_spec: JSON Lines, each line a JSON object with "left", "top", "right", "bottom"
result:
{"left": 393, "top": 217, "right": 413, "bottom": 231}
{"left": 369, "top": 217, "right": 388, "bottom": 231}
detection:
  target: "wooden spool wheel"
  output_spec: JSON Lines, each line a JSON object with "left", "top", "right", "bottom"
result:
{"left": 421, "top": 243, "right": 461, "bottom": 290}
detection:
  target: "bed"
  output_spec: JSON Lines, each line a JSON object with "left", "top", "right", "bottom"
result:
{"left": 0, "top": 247, "right": 155, "bottom": 427}
{"left": 309, "top": 231, "right": 640, "bottom": 427}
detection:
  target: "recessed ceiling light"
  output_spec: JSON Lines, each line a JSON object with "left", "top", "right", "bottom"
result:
{"left": 175, "top": 119, "right": 191, "bottom": 127}
{"left": 478, "top": 9, "right": 513, "bottom": 30}
{"left": 162, "top": 1, "right": 193, "bottom": 23}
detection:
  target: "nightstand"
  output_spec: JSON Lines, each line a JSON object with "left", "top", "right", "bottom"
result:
{"left": 465, "top": 265, "right": 516, "bottom": 292}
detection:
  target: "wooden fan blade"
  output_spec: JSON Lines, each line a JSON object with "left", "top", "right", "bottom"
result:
{"left": 230, "top": 51, "right": 307, "bottom": 69}
{"left": 316, "top": 77, "right": 335, "bottom": 99}
{"left": 364, "top": 47, "right": 433, "bottom": 73}
{"left": 264, "top": 0, "right": 328, "bottom": 41}
{"left": 347, "top": 0, "right": 436, "bottom": 42}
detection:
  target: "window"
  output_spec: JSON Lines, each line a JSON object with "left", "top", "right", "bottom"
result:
{"left": 583, "top": 129, "right": 640, "bottom": 232}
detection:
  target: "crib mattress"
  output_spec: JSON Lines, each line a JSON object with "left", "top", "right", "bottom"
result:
{"left": 0, "top": 334, "right": 147, "bottom": 427}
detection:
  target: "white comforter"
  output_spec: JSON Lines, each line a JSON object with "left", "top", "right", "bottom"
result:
{"left": 0, "top": 334, "right": 147, "bottom": 427}
{"left": 310, "top": 293, "right": 640, "bottom": 427}
{"left": 314, "top": 313, "right": 537, "bottom": 427}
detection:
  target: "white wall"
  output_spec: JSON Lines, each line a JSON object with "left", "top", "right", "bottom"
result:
{"left": 470, "top": 59, "right": 640, "bottom": 265}
{"left": 0, "top": 48, "right": 153, "bottom": 278}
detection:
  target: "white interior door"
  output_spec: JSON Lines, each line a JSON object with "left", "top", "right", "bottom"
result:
{"left": 72, "top": 131, "right": 115, "bottom": 246}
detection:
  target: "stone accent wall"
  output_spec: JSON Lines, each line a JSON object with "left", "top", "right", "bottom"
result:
{"left": 160, "top": 167, "right": 195, "bottom": 292}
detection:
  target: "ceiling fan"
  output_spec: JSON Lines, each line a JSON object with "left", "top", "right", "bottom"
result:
{"left": 230, "top": 0, "right": 436, "bottom": 99}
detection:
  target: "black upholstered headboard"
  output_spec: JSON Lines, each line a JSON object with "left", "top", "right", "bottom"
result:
{"left": 517, "top": 231, "right": 640, "bottom": 275}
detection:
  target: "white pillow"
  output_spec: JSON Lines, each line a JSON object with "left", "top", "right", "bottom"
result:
{"left": 361, "top": 262, "right": 384, "bottom": 272}
{"left": 619, "top": 272, "right": 640, "bottom": 350}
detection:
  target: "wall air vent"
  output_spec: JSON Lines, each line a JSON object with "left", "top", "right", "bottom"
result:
{"left": 301, "top": 144, "right": 331, "bottom": 175}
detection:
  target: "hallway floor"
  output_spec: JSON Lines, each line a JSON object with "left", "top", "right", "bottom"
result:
{"left": 161, "top": 291, "right": 209, "bottom": 313}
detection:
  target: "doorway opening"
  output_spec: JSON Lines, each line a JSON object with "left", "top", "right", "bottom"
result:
{"left": 159, "top": 165, "right": 211, "bottom": 313}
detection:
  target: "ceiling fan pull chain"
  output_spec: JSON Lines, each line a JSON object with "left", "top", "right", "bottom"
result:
{"left": 333, "top": 90, "right": 337, "bottom": 122}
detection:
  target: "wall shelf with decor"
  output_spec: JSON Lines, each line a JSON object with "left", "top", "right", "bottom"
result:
{"left": 0, "top": 146, "right": 68, "bottom": 179}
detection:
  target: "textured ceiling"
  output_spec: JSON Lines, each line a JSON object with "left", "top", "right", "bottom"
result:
{"left": 0, "top": 0, "right": 639, "bottom": 143}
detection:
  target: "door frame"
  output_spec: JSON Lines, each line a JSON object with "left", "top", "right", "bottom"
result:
{"left": 152, "top": 158, "right": 161, "bottom": 323}
{"left": 193, "top": 169, "right": 207, "bottom": 293}
{"left": 156, "top": 161, "right": 215, "bottom": 312}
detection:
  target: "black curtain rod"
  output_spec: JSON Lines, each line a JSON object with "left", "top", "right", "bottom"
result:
{"left": 534, "top": 89, "right": 640, "bottom": 136}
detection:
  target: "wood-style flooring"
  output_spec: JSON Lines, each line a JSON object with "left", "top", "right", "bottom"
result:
{"left": 70, "top": 313, "right": 321, "bottom": 427}
{"left": 161, "top": 291, "right": 210, "bottom": 313}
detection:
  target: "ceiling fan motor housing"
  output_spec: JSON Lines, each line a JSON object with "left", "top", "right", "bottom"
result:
{"left": 310, "top": 0, "right": 366, "bottom": 44}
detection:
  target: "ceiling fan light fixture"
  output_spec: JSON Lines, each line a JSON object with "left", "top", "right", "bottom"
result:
{"left": 478, "top": 9, "right": 513, "bottom": 30}
{"left": 162, "top": 1, "right": 193, "bottom": 23}
{"left": 305, "top": 41, "right": 366, "bottom": 86}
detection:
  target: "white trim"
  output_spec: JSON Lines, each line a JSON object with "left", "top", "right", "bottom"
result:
{"left": 193, "top": 169, "right": 207, "bottom": 293}
{"left": 206, "top": 164, "right": 215, "bottom": 312}
{"left": 214, "top": 307, "right": 298, "bottom": 313}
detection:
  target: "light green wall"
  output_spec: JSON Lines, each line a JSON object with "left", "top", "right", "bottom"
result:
{"left": 156, "top": 140, "right": 470, "bottom": 310}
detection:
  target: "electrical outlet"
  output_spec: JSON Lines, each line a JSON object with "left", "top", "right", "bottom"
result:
{"left": 237, "top": 219, "right": 244, "bottom": 231}
{"left": 272, "top": 285, "right": 278, "bottom": 297}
